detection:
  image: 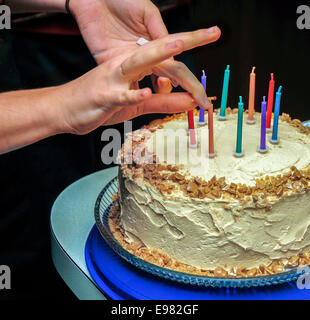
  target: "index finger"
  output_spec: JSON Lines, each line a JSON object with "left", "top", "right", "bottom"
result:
{"left": 165, "top": 26, "right": 221, "bottom": 51}
{"left": 121, "top": 26, "right": 221, "bottom": 78}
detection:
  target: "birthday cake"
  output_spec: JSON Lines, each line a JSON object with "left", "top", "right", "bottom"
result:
{"left": 110, "top": 108, "right": 310, "bottom": 277}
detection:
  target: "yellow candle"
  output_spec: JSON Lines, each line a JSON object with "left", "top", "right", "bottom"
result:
{"left": 247, "top": 66, "right": 256, "bottom": 124}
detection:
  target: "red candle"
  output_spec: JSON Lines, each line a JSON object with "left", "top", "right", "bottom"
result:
{"left": 208, "top": 103, "right": 216, "bottom": 158}
{"left": 187, "top": 110, "right": 197, "bottom": 148}
{"left": 266, "top": 73, "right": 275, "bottom": 131}
{"left": 187, "top": 110, "right": 194, "bottom": 129}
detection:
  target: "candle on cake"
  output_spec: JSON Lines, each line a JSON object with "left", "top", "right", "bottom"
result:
{"left": 258, "top": 96, "right": 268, "bottom": 153}
{"left": 187, "top": 110, "right": 197, "bottom": 148}
{"left": 219, "top": 65, "right": 230, "bottom": 120}
{"left": 198, "top": 70, "right": 207, "bottom": 126}
{"left": 234, "top": 96, "right": 244, "bottom": 157}
{"left": 270, "top": 86, "right": 282, "bottom": 144}
{"left": 208, "top": 103, "right": 216, "bottom": 158}
{"left": 266, "top": 73, "right": 275, "bottom": 132}
{"left": 247, "top": 66, "right": 256, "bottom": 124}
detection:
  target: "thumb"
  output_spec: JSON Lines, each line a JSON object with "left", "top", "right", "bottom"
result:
{"left": 151, "top": 75, "right": 173, "bottom": 93}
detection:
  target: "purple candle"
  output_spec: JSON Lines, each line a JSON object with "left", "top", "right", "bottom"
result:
{"left": 259, "top": 96, "right": 268, "bottom": 153}
{"left": 198, "top": 70, "right": 206, "bottom": 126}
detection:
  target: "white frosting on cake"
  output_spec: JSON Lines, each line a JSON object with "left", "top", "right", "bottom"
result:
{"left": 119, "top": 112, "right": 310, "bottom": 270}
{"left": 145, "top": 114, "right": 310, "bottom": 186}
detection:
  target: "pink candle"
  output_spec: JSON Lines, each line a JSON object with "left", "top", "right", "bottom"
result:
{"left": 266, "top": 73, "right": 275, "bottom": 131}
{"left": 187, "top": 110, "right": 197, "bottom": 148}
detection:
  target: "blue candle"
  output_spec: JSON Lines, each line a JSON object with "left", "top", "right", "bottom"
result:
{"left": 270, "top": 86, "right": 282, "bottom": 144}
{"left": 234, "top": 96, "right": 244, "bottom": 157}
{"left": 219, "top": 65, "right": 230, "bottom": 120}
{"left": 259, "top": 96, "right": 268, "bottom": 153}
{"left": 198, "top": 70, "right": 206, "bottom": 126}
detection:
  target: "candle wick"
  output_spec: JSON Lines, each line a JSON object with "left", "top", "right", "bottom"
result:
{"left": 252, "top": 66, "right": 256, "bottom": 73}
{"left": 271, "top": 73, "right": 274, "bottom": 80}
{"left": 226, "top": 65, "right": 230, "bottom": 70}
{"left": 239, "top": 96, "right": 242, "bottom": 103}
{"left": 263, "top": 96, "right": 266, "bottom": 102}
{"left": 202, "top": 69, "right": 206, "bottom": 76}
{"left": 278, "top": 85, "right": 282, "bottom": 93}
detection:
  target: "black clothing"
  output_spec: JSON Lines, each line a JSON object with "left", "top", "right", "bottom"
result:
{"left": 0, "top": 5, "right": 193, "bottom": 300}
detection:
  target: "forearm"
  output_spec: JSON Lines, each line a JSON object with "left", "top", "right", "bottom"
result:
{"left": 5, "top": 0, "right": 66, "bottom": 13}
{"left": 0, "top": 87, "right": 65, "bottom": 154}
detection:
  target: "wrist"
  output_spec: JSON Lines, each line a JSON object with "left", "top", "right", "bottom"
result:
{"left": 49, "top": 80, "right": 92, "bottom": 135}
{"left": 67, "top": 0, "right": 85, "bottom": 17}
{"left": 33, "top": 86, "right": 66, "bottom": 136}
{"left": 65, "top": 0, "right": 72, "bottom": 15}
{"left": 42, "top": 85, "right": 74, "bottom": 135}
{"left": 66, "top": 0, "right": 78, "bottom": 16}
{"left": 29, "top": 85, "right": 74, "bottom": 136}
{"left": 0, "top": 86, "right": 67, "bottom": 154}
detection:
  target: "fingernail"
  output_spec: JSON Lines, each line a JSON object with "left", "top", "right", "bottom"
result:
{"left": 206, "top": 26, "right": 217, "bottom": 33}
{"left": 191, "top": 99, "right": 198, "bottom": 107}
{"left": 141, "top": 89, "right": 150, "bottom": 97}
{"left": 203, "top": 97, "right": 211, "bottom": 109}
{"left": 160, "top": 79, "right": 170, "bottom": 87}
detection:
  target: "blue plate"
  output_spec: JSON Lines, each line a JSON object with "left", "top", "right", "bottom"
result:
{"left": 85, "top": 223, "right": 310, "bottom": 299}
{"left": 91, "top": 178, "right": 310, "bottom": 290}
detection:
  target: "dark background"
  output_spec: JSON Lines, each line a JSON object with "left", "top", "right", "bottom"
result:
{"left": 188, "top": 0, "right": 310, "bottom": 120}
{"left": 134, "top": 0, "right": 310, "bottom": 129}
{"left": 0, "top": 0, "right": 309, "bottom": 300}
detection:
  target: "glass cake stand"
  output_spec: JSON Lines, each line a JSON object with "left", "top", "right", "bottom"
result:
{"left": 94, "top": 177, "right": 309, "bottom": 288}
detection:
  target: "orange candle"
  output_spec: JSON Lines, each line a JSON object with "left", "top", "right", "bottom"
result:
{"left": 208, "top": 103, "right": 216, "bottom": 158}
{"left": 247, "top": 66, "right": 256, "bottom": 124}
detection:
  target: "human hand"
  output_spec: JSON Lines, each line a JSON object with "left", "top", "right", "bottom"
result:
{"left": 69, "top": 0, "right": 169, "bottom": 63}
{"left": 55, "top": 28, "right": 220, "bottom": 135}
{"left": 69, "top": 0, "right": 221, "bottom": 108}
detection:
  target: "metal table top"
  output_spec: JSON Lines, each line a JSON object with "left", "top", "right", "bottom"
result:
{"left": 50, "top": 166, "right": 118, "bottom": 300}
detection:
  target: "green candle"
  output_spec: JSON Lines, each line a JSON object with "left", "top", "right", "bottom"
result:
{"left": 234, "top": 96, "right": 244, "bottom": 157}
{"left": 219, "top": 65, "right": 230, "bottom": 120}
